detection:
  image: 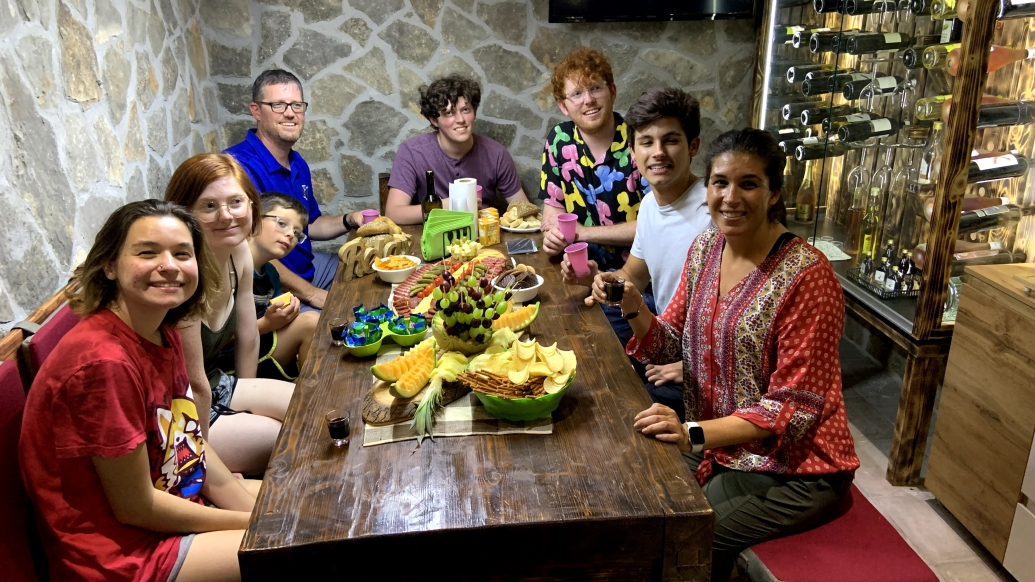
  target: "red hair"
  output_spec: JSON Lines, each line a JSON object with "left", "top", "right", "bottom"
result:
{"left": 550, "top": 47, "right": 615, "bottom": 102}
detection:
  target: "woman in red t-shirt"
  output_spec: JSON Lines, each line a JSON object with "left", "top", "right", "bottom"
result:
{"left": 20, "top": 200, "right": 256, "bottom": 582}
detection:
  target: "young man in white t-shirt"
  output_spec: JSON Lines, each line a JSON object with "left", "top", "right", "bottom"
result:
{"left": 562, "top": 87, "right": 712, "bottom": 420}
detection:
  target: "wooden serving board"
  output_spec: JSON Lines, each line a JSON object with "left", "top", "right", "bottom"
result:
{"left": 362, "top": 380, "right": 470, "bottom": 426}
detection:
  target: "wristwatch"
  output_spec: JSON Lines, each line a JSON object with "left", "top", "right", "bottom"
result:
{"left": 684, "top": 421, "right": 705, "bottom": 453}
{"left": 621, "top": 306, "right": 640, "bottom": 320}
{"left": 343, "top": 213, "right": 356, "bottom": 230}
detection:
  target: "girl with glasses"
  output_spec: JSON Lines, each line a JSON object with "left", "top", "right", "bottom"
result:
{"left": 166, "top": 154, "right": 295, "bottom": 477}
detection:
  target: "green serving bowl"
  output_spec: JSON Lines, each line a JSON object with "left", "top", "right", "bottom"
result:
{"left": 472, "top": 371, "right": 576, "bottom": 422}
{"left": 379, "top": 321, "right": 428, "bottom": 347}
{"left": 344, "top": 336, "right": 383, "bottom": 358}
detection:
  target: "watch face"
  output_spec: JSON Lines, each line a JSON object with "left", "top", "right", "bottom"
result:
{"left": 688, "top": 425, "right": 705, "bottom": 445}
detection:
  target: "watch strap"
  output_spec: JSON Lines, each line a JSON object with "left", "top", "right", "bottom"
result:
{"left": 684, "top": 421, "right": 705, "bottom": 453}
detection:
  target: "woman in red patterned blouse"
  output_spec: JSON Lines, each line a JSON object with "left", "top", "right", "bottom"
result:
{"left": 601, "top": 128, "right": 859, "bottom": 581}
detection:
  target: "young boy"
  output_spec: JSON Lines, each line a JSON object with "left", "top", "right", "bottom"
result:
{"left": 248, "top": 193, "right": 320, "bottom": 380}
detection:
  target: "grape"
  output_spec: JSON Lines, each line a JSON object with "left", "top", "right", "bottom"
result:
{"left": 491, "top": 312, "right": 500, "bottom": 320}
{"left": 449, "top": 290, "right": 459, "bottom": 302}
{"left": 440, "top": 298, "right": 450, "bottom": 310}
{"left": 480, "top": 277, "right": 489, "bottom": 289}
{"left": 504, "top": 291, "right": 513, "bottom": 301}
{"left": 445, "top": 314, "right": 457, "bottom": 326}
{"left": 432, "top": 287, "right": 443, "bottom": 300}
{"left": 494, "top": 291, "right": 506, "bottom": 304}
{"left": 469, "top": 288, "right": 482, "bottom": 301}
{"left": 441, "top": 281, "right": 451, "bottom": 293}
{"left": 476, "top": 299, "right": 485, "bottom": 310}
{"left": 473, "top": 308, "right": 484, "bottom": 319}
{"left": 495, "top": 303, "right": 507, "bottom": 316}
{"left": 445, "top": 325, "right": 456, "bottom": 335}
{"left": 467, "top": 276, "right": 478, "bottom": 287}
{"left": 462, "top": 303, "right": 473, "bottom": 314}
{"left": 473, "top": 333, "right": 485, "bottom": 343}
{"left": 459, "top": 331, "right": 470, "bottom": 341}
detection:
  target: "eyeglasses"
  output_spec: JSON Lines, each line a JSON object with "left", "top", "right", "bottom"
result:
{"left": 193, "top": 197, "right": 251, "bottom": 222}
{"left": 259, "top": 101, "right": 309, "bottom": 114}
{"left": 262, "top": 214, "right": 307, "bottom": 243}
{"left": 565, "top": 84, "right": 608, "bottom": 104}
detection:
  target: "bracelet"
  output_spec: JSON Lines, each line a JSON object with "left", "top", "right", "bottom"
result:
{"left": 342, "top": 213, "right": 354, "bottom": 230}
{"left": 621, "top": 295, "right": 643, "bottom": 320}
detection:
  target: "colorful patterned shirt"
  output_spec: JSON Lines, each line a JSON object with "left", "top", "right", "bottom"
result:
{"left": 539, "top": 112, "right": 648, "bottom": 271}
{"left": 628, "top": 229, "right": 859, "bottom": 484}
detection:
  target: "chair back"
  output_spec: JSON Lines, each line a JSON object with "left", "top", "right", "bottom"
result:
{"left": 0, "top": 359, "right": 46, "bottom": 581}
{"left": 379, "top": 172, "right": 390, "bottom": 215}
{"left": 17, "top": 305, "right": 79, "bottom": 392}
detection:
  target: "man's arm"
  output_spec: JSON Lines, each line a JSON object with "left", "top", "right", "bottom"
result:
{"left": 576, "top": 220, "right": 638, "bottom": 247}
{"left": 503, "top": 188, "right": 531, "bottom": 205}
{"left": 93, "top": 445, "right": 251, "bottom": 533}
{"left": 270, "top": 259, "right": 326, "bottom": 310}
{"left": 385, "top": 187, "right": 437, "bottom": 226}
{"left": 308, "top": 213, "right": 362, "bottom": 241}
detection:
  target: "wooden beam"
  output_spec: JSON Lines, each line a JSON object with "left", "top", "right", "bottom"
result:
{"left": 886, "top": 353, "right": 944, "bottom": 485}
{"left": 0, "top": 280, "right": 78, "bottom": 362}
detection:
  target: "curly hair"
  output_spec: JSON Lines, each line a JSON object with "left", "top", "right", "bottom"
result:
{"left": 551, "top": 47, "right": 615, "bottom": 102}
{"left": 165, "top": 154, "right": 262, "bottom": 237}
{"left": 68, "top": 200, "right": 221, "bottom": 326}
{"left": 625, "top": 87, "right": 701, "bottom": 142}
{"left": 704, "top": 129, "right": 787, "bottom": 225}
{"left": 419, "top": 74, "right": 481, "bottom": 131}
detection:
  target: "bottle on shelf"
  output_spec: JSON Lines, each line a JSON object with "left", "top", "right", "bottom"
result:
{"left": 766, "top": 94, "right": 823, "bottom": 112}
{"left": 769, "top": 126, "right": 811, "bottom": 141}
{"left": 846, "top": 32, "right": 913, "bottom": 54}
{"left": 792, "top": 28, "right": 833, "bottom": 48}
{"left": 845, "top": 161, "right": 870, "bottom": 257}
{"left": 782, "top": 157, "right": 797, "bottom": 209}
{"left": 949, "top": 250, "right": 1028, "bottom": 276}
{"left": 956, "top": 205, "right": 1035, "bottom": 236}
{"left": 946, "top": 45, "right": 1035, "bottom": 76}
{"left": 809, "top": 31, "right": 849, "bottom": 54}
{"left": 801, "top": 71, "right": 847, "bottom": 96}
{"left": 780, "top": 135, "right": 823, "bottom": 155}
{"left": 795, "top": 159, "right": 818, "bottom": 224}
{"left": 923, "top": 195, "right": 1012, "bottom": 221}
{"left": 842, "top": 0, "right": 899, "bottom": 13}
{"left": 882, "top": 239, "right": 897, "bottom": 264}
{"left": 937, "top": 17, "right": 964, "bottom": 43}
{"left": 859, "top": 254, "right": 874, "bottom": 279}
{"left": 796, "top": 140, "right": 849, "bottom": 161}
{"left": 972, "top": 101, "right": 1035, "bottom": 129}
{"left": 931, "top": 0, "right": 958, "bottom": 18}
{"left": 915, "top": 94, "right": 1010, "bottom": 123}
{"left": 421, "top": 170, "right": 442, "bottom": 223}
{"left": 801, "top": 104, "right": 854, "bottom": 126}
{"left": 913, "top": 240, "right": 1010, "bottom": 269}
{"left": 838, "top": 116, "right": 900, "bottom": 141}
{"left": 910, "top": 0, "right": 933, "bottom": 13}
{"left": 842, "top": 75, "right": 903, "bottom": 100}
{"left": 828, "top": 73, "right": 873, "bottom": 97}
{"left": 902, "top": 45, "right": 934, "bottom": 69}
{"left": 885, "top": 266, "right": 901, "bottom": 291}
{"left": 859, "top": 187, "right": 882, "bottom": 258}
{"left": 966, "top": 152, "right": 1030, "bottom": 184}
{"left": 921, "top": 43, "right": 962, "bottom": 68}
{"left": 786, "top": 64, "right": 835, "bottom": 84}
{"left": 874, "top": 256, "right": 891, "bottom": 285}
{"left": 958, "top": 0, "right": 1035, "bottom": 21}
{"left": 784, "top": 100, "right": 831, "bottom": 121}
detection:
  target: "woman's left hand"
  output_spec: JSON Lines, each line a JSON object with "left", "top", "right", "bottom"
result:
{"left": 633, "top": 403, "right": 690, "bottom": 452}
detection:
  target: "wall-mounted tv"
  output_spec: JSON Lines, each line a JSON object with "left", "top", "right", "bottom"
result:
{"left": 549, "top": 0, "right": 756, "bottom": 22}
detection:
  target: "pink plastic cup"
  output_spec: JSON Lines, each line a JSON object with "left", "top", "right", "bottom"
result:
{"left": 565, "top": 242, "right": 590, "bottom": 278}
{"left": 361, "top": 209, "right": 380, "bottom": 224}
{"left": 557, "top": 213, "right": 578, "bottom": 243}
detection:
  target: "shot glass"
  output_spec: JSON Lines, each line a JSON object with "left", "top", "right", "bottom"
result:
{"left": 329, "top": 318, "right": 349, "bottom": 347}
{"left": 557, "top": 213, "right": 578, "bottom": 244}
{"left": 325, "top": 409, "right": 350, "bottom": 447}
{"left": 602, "top": 276, "right": 626, "bottom": 308}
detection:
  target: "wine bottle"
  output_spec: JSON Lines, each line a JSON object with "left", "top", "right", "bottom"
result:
{"left": 922, "top": 43, "right": 961, "bottom": 68}
{"left": 784, "top": 99, "right": 828, "bottom": 120}
{"left": 846, "top": 32, "right": 913, "bottom": 55}
{"left": 792, "top": 28, "right": 833, "bottom": 48}
{"left": 786, "top": 64, "right": 835, "bottom": 83}
{"left": 795, "top": 140, "right": 849, "bottom": 161}
{"left": 814, "top": 0, "right": 844, "bottom": 12}
{"left": 795, "top": 159, "right": 817, "bottom": 224}
{"left": 956, "top": 204, "right": 1035, "bottom": 236}
{"left": 923, "top": 196, "right": 1012, "bottom": 221}
{"left": 842, "top": 0, "right": 899, "bottom": 13}
{"left": 421, "top": 170, "right": 442, "bottom": 223}
{"left": 842, "top": 75, "right": 902, "bottom": 100}
{"left": 949, "top": 250, "right": 1028, "bottom": 277}
{"left": 845, "top": 188, "right": 866, "bottom": 258}
{"left": 938, "top": 18, "right": 964, "bottom": 43}
{"left": 838, "top": 117, "right": 900, "bottom": 141}
{"left": 996, "top": 0, "right": 1035, "bottom": 19}
{"left": 910, "top": 0, "right": 933, "bottom": 13}
{"left": 915, "top": 94, "right": 1009, "bottom": 123}
{"left": 809, "top": 31, "right": 846, "bottom": 53}
{"left": 801, "top": 104, "right": 854, "bottom": 126}
{"left": 801, "top": 72, "right": 844, "bottom": 96}
{"left": 931, "top": 0, "right": 958, "bottom": 18}
{"left": 828, "top": 73, "right": 871, "bottom": 96}
{"left": 767, "top": 95, "right": 823, "bottom": 111}
{"left": 779, "top": 0, "right": 816, "bottom": 6}
{"left": 976, "top": 101, "right": 1035, "bottom": 128}
{"left": 770, "top": 126, "right": 810, "bottom": 142}
{"left": 902, "top": 46, "right": 932, "bottom": 69}
{"left": 946, "top": 45, "right": 1035, "bottom": 76}
{"left": 779, "top": 135, "right": 820, "bottom": 155}
{"left": 859, "top": 254, "right": 874, "bottom": 279}
{"left": 859, "top": 187, "right": 882, "bottom": 258}
{"left": 825, "top": 112, "right": 875, "bottom": 133}
{"left": 774, "top": 26, "right": 805, "bottom": 45}
{"left": 966, "top": 152, "right": 1030, "bottom": 184}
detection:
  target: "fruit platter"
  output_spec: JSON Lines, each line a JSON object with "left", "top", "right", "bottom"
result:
{"left": 390, "top": 252, "right": 508, "bottom": 319}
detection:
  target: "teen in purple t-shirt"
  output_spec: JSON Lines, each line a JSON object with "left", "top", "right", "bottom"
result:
{"left": 385, "top": 74, "right": 530, "bottom": 225}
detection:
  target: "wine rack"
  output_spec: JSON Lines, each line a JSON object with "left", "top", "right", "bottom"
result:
{"left": 751, "top": 0, "right": 1035, "bottom": 486}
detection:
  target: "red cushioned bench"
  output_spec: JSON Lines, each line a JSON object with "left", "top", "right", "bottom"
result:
{"left": 738, "top": 485, "right": 938, "bottom": 582}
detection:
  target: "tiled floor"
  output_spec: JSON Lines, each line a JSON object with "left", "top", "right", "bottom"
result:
{"left": 839, "top": 338, "right": 1016, "bottom": 582}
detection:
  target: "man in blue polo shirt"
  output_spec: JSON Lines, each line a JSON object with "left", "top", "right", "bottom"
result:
{"left": 225, "top": 69, "right": 366, "bottom": 310}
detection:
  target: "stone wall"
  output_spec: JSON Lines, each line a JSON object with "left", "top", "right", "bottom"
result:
{"left": 213, "top": 0, "right": 758, "bottom": 228}
{"left": 0, "top": 0, "right": 221, "bottom": 332}
{"left": 0, "top": 0, "right": 758, "bottom": 333}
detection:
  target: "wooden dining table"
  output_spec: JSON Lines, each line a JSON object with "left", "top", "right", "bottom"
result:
{"left": 239, "top": 227, "right": 713, "bottom": 581}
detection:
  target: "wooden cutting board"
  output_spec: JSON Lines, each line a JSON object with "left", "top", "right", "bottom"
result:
{"left": 362, "top": 380, "right": 470, "bottom": 426}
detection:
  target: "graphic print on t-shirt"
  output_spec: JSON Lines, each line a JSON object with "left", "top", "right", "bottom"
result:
{"left": 153, "top": 382, "right": 206, "bottom": 499}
